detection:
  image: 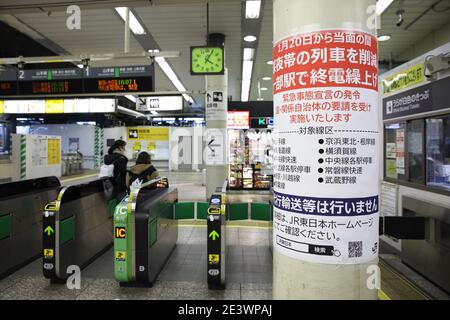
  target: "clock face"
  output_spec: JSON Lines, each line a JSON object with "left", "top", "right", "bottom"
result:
{"left": 190, "top": 46, "right": 224, "bottom": 75}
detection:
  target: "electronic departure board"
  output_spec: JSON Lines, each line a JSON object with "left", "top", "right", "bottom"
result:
{"left": 83, "top": 65, "right": 154, "bottom": 94}
{"left": 17, "top": 68, "right": 84, "bottom": 95}
{"left": 0, "top": 65, "right": 154, "bottom": 96}
{"left": 0, "top": 81, "right": 18, "bottom": 96}
{"left": 0, "top": 69, "right": 18, "bottom": 96}
{"left": 19, "top": 80, "right": 84, "bottom": 95}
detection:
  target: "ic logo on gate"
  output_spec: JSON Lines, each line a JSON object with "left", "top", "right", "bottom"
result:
{"left": 115, "top": 227, "right": 126, "bottom": 239}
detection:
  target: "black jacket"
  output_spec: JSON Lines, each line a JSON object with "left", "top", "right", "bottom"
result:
{"left": 104, "top": 152, "right": 128, "bottom": 197}
{"left": 127, "top": 163, "right": 159, "bottom": 187}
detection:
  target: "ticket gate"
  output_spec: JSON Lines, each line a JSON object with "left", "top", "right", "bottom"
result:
{"left": 207, "top": 182, "right": 228, "bottom": 290}
{"left": 114, "top": 177, "right": 178, "bottom": 287}
{"left": 42, "top": 178, "right": 115, "bottom": 282}
{"left": 0, "top": 177, "right": 61, "bottom": 279}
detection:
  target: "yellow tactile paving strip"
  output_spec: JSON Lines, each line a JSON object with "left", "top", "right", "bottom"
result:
{"left": 379, "top": 260, "right": 432, "bottom": 300}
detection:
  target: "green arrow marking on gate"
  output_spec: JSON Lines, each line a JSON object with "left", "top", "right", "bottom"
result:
{"left": 209, "top": 230, "right": 219, "bottom": 240}
{"left": 44, "top": 226, "right": 54, "bottom": 236}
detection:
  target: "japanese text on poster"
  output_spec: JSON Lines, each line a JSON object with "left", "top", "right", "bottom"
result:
{"left": 273, "top": 30, "right": 379, "bottom": 264}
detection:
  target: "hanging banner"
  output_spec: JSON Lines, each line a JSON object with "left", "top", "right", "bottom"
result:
{"left": 382, "top": 63, "right": 424, "bottom": 95}
{"left": 273, "top": 29, "right": 379, "bottom": 264}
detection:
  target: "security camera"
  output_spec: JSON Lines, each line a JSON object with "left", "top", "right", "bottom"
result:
{"left": 17, "top": 61, "right": 25, "bottom": 70}
{"left": 425, "top": 54, "right": 450, "bottom": 78}
{"left": 396, "top": 10, "right": 405, "bottom": 27}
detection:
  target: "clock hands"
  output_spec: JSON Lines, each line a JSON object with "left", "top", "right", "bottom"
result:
{"left": 205, "top": 50, "right": 214, "bottom": 64}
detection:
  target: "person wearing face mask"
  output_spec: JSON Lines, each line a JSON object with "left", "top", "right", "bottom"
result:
{"left": 103, "top": 139, "right": 128, "bottom": 199}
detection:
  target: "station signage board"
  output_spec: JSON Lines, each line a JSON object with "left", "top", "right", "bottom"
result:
{"left": 0, "top": 65, "right": 155, "bottom": 96}
{"left": 18, "top": 68, "right": 84, "bottom": 95}
{"left": 136, "top": 95, "right": 183, "bottom": 112}
{"left": 83, "top": 65, "right": 155, "bottom": 94}
{"left": 382, "top": 76, "right": 450, "bottom": 120}
{"left": 227, "top": 111, "right": 250, "bottom": 129}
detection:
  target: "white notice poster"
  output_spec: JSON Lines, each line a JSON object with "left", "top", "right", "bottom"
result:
{"left": 273, "top": 29, "right": 379, "bottom": 264}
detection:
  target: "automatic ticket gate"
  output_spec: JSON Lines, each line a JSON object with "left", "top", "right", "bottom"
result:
{"left": 42, "top": 178, "right": 115, "bottom": 281}
{"left": 207, "top": 183, "right": 228, "bottom": 290}
{"left": 0, "top": 177, "right": 61, "bottom": 279}
{"left": 114, "top": 177, "right": 178, "bottom": 287}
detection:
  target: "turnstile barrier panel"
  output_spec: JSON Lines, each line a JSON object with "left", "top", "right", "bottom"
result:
{"left": 207, "top": 193, "right": 226, "bottom": 290}
{"left": 113, "top": 200, "right": 133, "bottom": 283}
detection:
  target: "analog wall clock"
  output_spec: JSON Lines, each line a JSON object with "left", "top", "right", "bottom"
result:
{"left": 190, "top": 46, "right": 225, "bottom": 75}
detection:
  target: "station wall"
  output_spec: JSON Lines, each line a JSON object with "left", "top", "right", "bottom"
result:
{"left": 26, "top": 124, "right": 97, "bottom": 169}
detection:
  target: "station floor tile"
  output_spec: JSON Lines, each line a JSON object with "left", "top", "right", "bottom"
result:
{"left": 1, "top": 225, "right": 446, "bottom": 300}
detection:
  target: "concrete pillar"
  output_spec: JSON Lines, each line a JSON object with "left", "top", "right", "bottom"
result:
{"left": 272, "top": 0, "right": 379, "bottom": 299}
{"left": 205, "top": 70, "right": 228, "bottom": 199}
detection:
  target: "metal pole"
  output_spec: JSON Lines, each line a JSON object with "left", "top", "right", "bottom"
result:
{"left": 124, "top": 7, "right": 131, "bottom": 53}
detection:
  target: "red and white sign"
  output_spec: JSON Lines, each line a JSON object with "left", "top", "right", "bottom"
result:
{"left": 227, "top": 111, "right": 250, "bottom": 129}
{"left": 273, "top": 30, "right": 379, "bottom": 265}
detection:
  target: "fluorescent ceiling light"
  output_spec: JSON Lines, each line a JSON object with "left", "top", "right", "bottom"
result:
{"left": 115, "top": 7, "right": 146, "bottom": 35}
{"left": 376, "top": 0, "right": 394, "bottom": 15}
{"left": 152, "top": 50, "right": 193, "bottom": 103}
{"left": 257, "top": 98, "right": 264, "bottom": 101}
{"left": 245, "top": 0, "right": 261, "bottom": 19}
{"left": 266, "top": 60, "right": 273, "bottom": 65}
{"left": 242, "top": 60, "right": 254, "bottom": 80}
{"left": 182, "top": 94, "right": 194, "bottom": 104}
{"left": 117, "top": 105, "right": 146, "bottom": 118}
{"left": 260, "top": 87, "right": 268, "bottom": 91}
{"left": 150, "top": 111, "right": 158, "bottom": 115}
{"left": 262, "top": 76, "right": 271, "bottom": 81}
{"left": 377, "top": 34, "right": 391, "bottom": 41}
{"left": 241, "top": 46, "right": 255, "bottom": 102}
{"left": 158, "top": 60, "right": 178, "bottom": 81}
{"left": 241, "top": 79, "right": 251, "bottom": 102}
{"left": 125, "top": 95, "right": 136, "bottom": 103}
{"left": 172, "top": 79, "right": 186, "bottom": 92}
{"left": 243, "top": 48, "right": 255, "bottom": 61}
{"left": 244, "top": 35, "right": 257, "bottom": 42}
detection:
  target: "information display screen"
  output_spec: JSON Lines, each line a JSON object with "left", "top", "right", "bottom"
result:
{"left": 0, "top": 65, "right": 154, "bottom": 96}
{"left": 83, "top": 77, "right": 153, "bottom": 94}
{"left": 18, "top": 79, "right": 83, "bottom": 95}
{"left": 0, "top": 81, "right": 18, "bottom": 96}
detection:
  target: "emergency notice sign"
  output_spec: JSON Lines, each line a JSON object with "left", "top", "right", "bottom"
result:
{"left": 273, "top": 30, "right": 379, "bottom": 264}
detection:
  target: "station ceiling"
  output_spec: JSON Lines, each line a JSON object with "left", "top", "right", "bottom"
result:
{"left": 0, "top": 0, "right": 450, "bottom": 106}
